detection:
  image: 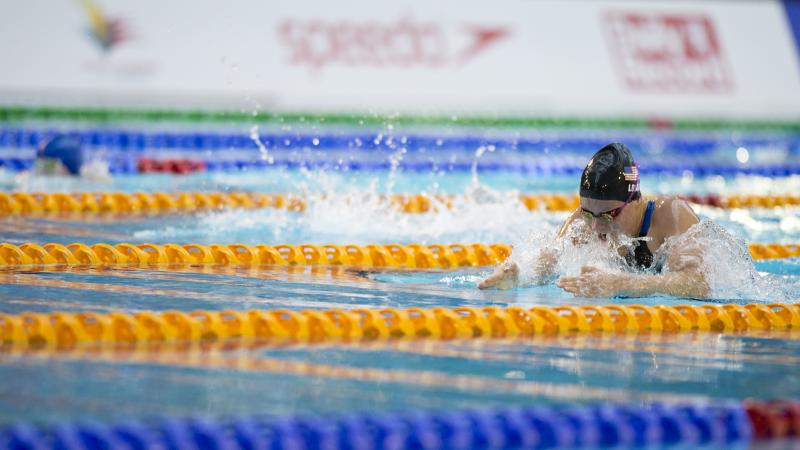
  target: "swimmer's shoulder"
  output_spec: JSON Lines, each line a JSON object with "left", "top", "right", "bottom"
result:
{"left": 649, "top": 195, "right": 700, "bottom": 237}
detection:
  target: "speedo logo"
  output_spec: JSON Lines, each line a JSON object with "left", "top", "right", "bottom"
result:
{"left": 278, "top": 17, "right": 509, "bottom": 70}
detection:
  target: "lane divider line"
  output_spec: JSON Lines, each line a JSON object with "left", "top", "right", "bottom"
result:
{"left": 5, "top": 399, "right": 800, "bottom": 447}
{"left": 0, "top": 242, "right": 511, "bottom": 267}
{"left": 1, "top": 192, "right": 799, "bottom": 215}
{"left": 0, "top": 242, "right": 796, "bottom": 268}
{"left": 1, "top": 303, "right": 799, "bottom": 349}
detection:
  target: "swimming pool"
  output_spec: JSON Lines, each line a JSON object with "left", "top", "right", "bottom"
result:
{"left": 1, "top": 116, "right": 799, "bottom": 448}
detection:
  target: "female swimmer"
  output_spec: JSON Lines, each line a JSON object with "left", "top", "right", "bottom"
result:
{"left": 478, "top": 142, "right": 709, "bottom": 298}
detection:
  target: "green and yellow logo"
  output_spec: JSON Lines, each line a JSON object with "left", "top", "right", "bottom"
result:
{"left": 82, "top": 0, "right": 128, "bottom": 53}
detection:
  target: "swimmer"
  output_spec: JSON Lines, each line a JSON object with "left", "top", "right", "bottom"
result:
{"left": 36, "top": 134, "right": 111, "bottom": 181}
{"left": 478, "top": 142, "right": 709, "bottom": 298}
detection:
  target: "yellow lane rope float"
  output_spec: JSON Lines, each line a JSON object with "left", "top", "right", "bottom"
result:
{"left": 1, "top": 192, "right": 799, "bottom": 215}
{"left": 0, "top": 242, "right": 797, "bottom": 267}
{"left": 0, "top": 242, "right": 511, "bottom": 267}
{"left": 1, "top": 304, "right": 798, "bottom": 349}
{"left": 0, "top": 192, "right": 304, "bottom": 214}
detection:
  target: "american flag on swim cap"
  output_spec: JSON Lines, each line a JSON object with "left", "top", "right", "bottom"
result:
{"left": 623, "top": 165, "right": 639, "bottom": 181}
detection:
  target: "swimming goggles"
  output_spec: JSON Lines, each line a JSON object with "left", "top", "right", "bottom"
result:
{"left": 580, "top": 188, "right": 638, "bottom": 223}
{"left": 580, "top": 204, "right": 628, "bottom": 223}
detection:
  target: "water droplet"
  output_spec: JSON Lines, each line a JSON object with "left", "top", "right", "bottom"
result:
{"left": 504, "top": 370, "right": 526, "bottom": 380}
{"left": 681, "top": 170, "right": 694, "bottom": 187}
{"left": 249, "top": 125, "right": 274, "bottom": 164}
{"left": 736, "top": 147, "right": 749, "bottom": 163}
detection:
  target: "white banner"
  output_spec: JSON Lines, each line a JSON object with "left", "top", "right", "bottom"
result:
{"left": 0, "top": 0, "right": 799, "bottom": 118}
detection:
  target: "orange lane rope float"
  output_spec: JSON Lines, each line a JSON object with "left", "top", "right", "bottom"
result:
{"left": 0, "top": 192, "right": 306, "bottom": 214}
{"left": 0, "top": 242, "right": 511, "bottom": 267}
{"left": 1, "top": 304, "right": 798, "bottom": 349}
{"left": 0, "top": 242, "right": 796, "bottom": 268}
{"left": 1, "top": 192, "right": 799, "bottom": 215}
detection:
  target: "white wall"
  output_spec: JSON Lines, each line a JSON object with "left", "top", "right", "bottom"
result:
{"left": 1, "top": 0, "right": 798, "bottom": 119}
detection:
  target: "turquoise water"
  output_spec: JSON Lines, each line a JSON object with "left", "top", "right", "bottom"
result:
{"left": 2, "top": 332, "right": 800, "bottom": 424}
{"left": 1, "top": 139, "right": 799, "bottom": 429}
{"left": 0, "top": 259, "right": 798, "bottom": 317}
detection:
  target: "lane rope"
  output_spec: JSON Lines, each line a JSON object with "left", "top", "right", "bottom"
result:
{"left": 4, "top": 400, "right": 795, "bottom": 448}
{"left": 0, "top": 242, "right": 511, "bottom": 267}
{"left": 6, "top": 127, "right": 799, "bottom": 156}
{"left": 1, "top": 304, "right": 799, "bottom": 349}
{"left": 4, "top": 156, "right": 800, "bottom": 175}
{"left": 2, "top": 192, "right": 799, "bottom": 215}
{"left": 0, "top": 192, "right": 308, "bottom": 214}
{"left": 0, "top": 241, "right": 796, "bottom": 268}
{"left": 3, "top": 127, "right": 800, "bottom": 175}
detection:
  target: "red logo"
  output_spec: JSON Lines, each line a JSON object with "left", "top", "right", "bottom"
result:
{"left": 278, "top": 18, "right": 509, "bottom": 70}
{"left": 602, "top": 11, "right": 733, "bottom": 92}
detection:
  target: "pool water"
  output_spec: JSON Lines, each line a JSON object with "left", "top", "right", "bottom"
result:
{"left": 3, "top": 332, "right": 800, "bottom": 424}
{"left": 0, "top": 125, "right": 799, "bottom": 439}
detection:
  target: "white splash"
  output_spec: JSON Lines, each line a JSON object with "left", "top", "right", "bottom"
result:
{"left": 298, "top": 189, "right": 557, "bottom": 244}
{"left": 659, "top": 220, "right": 790, "bottom": 302}
{"left": 505, "top": 218, "right": 794, "bottom": 302}
{"left": 386, "top": 146, "right": 407, "bottom": 194}
{"left": 470, "top": 144, "right": 496, "bottom": 187}
{"left": 79, "top": 159, "right": 112, "bottom": 182}
{"left": 249, "top": 125, "right": 274, "bottom": 164}
{"left": 508, "top": 219, "right": 630, "bottom": 286}
{"left": 439, "top": 274, "right": 484, "bottom": 287}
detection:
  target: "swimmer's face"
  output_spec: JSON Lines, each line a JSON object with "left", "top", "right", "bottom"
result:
{"left": 579, "top": 197, "right": 627, "bottom": 239}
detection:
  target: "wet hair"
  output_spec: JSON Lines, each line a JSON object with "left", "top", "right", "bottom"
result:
{"left": 579, "top": 142, "right": 641, "bottom": 202}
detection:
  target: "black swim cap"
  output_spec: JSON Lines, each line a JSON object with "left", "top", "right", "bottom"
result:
{"left": 579, "top": 142, "right": 641, "bottom": 202}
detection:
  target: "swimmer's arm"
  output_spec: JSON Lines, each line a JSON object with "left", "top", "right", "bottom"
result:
{"left": 601, "top": 199, "right": 707, "bottom": 298}
{"left": 624, "top": 201, "right": 706, "bottom": 297}
{"left": 620, "top": 241, "right": 709, "bottom": 298}
{"left": 527, "top": 211, "right": 582, "bottom": 284}
{"left": 557, "top": 266, "right": 709, "bottom": 298}
{"left": 478, "top": 210, "right": 581, "bottom": 290}
{"left": 557, "top": 244, "right": 709, "bottom": 298}
{"left": 613, "top": 270, "right": 709, "bottom": 299}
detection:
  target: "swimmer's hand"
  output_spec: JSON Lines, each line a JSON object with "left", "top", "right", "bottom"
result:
{"left": 477, "top": 262, "right": 519, "bottom": 290}
{"left": 556, "top": 266, "right": 621, "bottom": 297}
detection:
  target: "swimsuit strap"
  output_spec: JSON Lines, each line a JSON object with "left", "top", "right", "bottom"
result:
{"left": 629, "top": 199, "right": 657, "bottom": 270}
{"left": 638, "top": 200, "right": 655, "bottom": 237}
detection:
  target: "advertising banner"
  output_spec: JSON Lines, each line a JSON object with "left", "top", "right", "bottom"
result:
{"left": 0, "top": 0, "right": 799, "bottom": 118}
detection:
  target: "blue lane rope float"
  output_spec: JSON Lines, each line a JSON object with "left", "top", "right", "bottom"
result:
{"left": 0, "top": 401, "right": 770, "bottom": 449}
{"left": 3, "top": 127, "right": 800, "bottom": 155}
{"left": 3, "top": 156, "right": 800, "bottom": 176}
{"left": 2, "top": 128, "right": 800, "bottom": 175}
